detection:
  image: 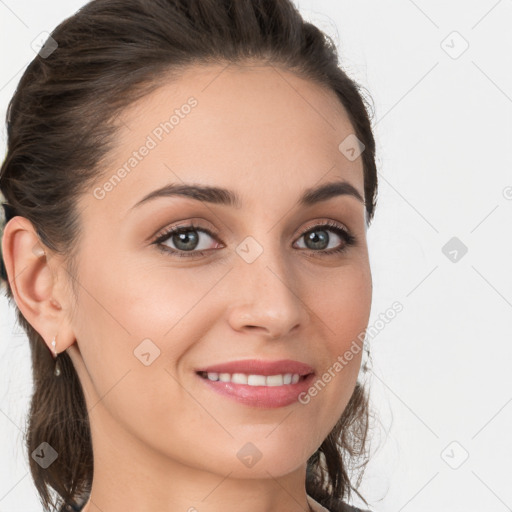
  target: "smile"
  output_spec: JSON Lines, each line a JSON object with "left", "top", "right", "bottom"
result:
{"left": 195, "top": 370, "right": 315, "bottom": 408}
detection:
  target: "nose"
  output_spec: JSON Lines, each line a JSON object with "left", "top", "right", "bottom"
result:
{"left": 226, "top": 243, "right": 309, "bottom": 340}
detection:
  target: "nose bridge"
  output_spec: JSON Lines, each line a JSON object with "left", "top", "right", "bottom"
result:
{"left": 227, "top": 233, "right": 307, "bottom": 337}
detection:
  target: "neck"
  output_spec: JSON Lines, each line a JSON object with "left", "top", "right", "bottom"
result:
{"left": 80, "top": 402, "right": 316, "bottom": 512}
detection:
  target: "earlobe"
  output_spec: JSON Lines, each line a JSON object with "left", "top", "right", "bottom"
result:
{"left": 2, "top": 216, "right": 76, "bottom": 355}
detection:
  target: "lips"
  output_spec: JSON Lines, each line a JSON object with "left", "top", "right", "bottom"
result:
{"left": 196, "top": 370, "right": 316, "bottom": 408}
{"left": 195, "top": 358, "right": 314, "bottom": 376}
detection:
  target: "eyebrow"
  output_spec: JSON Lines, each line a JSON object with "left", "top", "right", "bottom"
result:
{"left": 129, "top": 179, "right": 365, "bottom": 211}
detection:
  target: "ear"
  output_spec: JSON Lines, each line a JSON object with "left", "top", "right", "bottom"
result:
{"left": 1, "top": 216, "right": 77, "bottom": 356}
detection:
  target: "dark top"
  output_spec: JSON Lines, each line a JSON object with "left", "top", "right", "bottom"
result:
{"left": 341, "top": 505, "right": 370, "bottom": 512}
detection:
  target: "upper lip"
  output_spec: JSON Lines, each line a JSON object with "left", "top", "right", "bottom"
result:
{"left": 196, "top": 359, "right": 315, "bottom": 376}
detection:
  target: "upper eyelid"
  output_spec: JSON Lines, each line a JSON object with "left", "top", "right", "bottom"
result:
{"left": 154, "top": 222, "right": 218, "bottom": 241}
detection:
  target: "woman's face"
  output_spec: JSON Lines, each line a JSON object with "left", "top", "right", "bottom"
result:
{"left": 66, "top": 63, "right": 372, "bottom": 480}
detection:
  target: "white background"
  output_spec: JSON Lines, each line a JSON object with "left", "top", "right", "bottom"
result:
{"left": 1, "top": 1, "right": 511, "bottom": 511}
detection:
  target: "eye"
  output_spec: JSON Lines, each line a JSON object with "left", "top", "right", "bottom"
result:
{"left": 294, "top": 220, "right": 357, "bottom": 256}
{"left": 152, "top": 221, "right": 221, "bottom": 258}
{"left": 152, "top": 219, "right": 357, "bottom": 258}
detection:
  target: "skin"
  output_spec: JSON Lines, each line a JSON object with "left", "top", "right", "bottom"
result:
{"left": 3, "top": 62, "right": 372, "bottom": 512}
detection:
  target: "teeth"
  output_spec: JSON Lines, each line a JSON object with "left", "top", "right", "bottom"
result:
{"left": 203, "top": 371, "right": 303, "bottom": 386}
{"left": 231, "top": 373, "right": 248, "bottom": 384}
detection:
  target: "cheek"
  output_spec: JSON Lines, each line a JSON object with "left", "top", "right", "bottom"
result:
{"left": 299, "top": 264, "right": 371, "bottom": 428}
{"left": 72, "top": 255, "right": 228, "bottom": 389}
{"left": 313, "top": 263, "right": 372, "bottom": 350}
{"left": 70, "top": 259, "right": 218, "bottom": 443}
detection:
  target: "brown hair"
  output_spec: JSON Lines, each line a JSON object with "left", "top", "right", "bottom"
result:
{"left": 0, "top": 1, "right": 379, "bottom": 511}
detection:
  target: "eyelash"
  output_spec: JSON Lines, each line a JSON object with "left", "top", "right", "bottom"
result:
{"left": 152, "top": 220, "right": 357, "bottom": 259}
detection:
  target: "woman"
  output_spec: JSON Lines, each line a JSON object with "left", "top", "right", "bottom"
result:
{"left": 0, "top": 0, "right": 378, "bottom": 511}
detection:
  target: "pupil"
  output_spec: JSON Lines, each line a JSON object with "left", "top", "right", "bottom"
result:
{"left": 307, "top": 230, "right": 328, "bottom": 250}
{"left": 174, "top": 231, "right": 198, "bottom": 251}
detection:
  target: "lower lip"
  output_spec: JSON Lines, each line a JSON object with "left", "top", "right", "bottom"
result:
{"left": 196, "top": 372, "right": 316, "bottom": 408}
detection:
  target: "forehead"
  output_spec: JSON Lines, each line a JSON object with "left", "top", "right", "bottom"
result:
{"left": 87, "top": 63, "right": 365, "bottom": 218}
